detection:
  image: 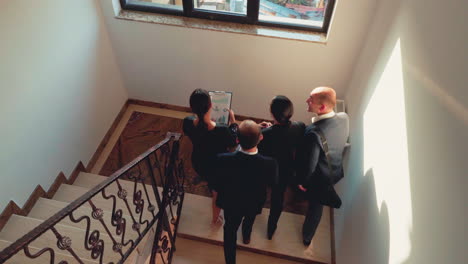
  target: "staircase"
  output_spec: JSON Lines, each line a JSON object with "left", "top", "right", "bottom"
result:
{"left": 0, "top": 133, "right": 184, "bottom": 264}
{"left": 0, "top": 125, "right": 332, "bottom": 264}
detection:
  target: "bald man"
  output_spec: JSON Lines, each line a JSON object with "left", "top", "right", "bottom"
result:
{"left": 297, "top": 87, "right": 349, "bottom": 246}
{"left": 215, "top": 120, "right": 278, "bottom": 264}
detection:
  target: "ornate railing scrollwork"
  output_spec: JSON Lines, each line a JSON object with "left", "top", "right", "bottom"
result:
{"left": 0, "top": 132, "right": 185, "bottom": 264}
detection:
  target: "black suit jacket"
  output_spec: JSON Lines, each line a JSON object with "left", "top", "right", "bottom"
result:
{"left": 215, "top": 151, "right": 278, "bottom": 215}
{"left": 297, "top": 113, "right": 349, "bottom": 193}
{"left": 258, "top": 121, "right": 305, "bottom": 186}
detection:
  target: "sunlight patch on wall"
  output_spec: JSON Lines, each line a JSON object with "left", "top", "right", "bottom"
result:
{"left": 363, "top": 39, "right": 413, "bottom": 264}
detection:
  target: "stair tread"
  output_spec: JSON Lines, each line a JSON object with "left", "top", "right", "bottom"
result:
{"left": 28, "top": 197, "right": 152, "bottom": 257}
{"left": 177, "top": 192, "right": 331, "bottom": 263}
{"left": 172, "top": 237, "right": 304, "bottom": 264}
{"left": 74, "top": 172, "right": 161, "bottom": 206}
{"left": 0, "top": 239, "right": 99, "bottom": 264}
{"left": 29, "top": 198, "right": 123, "bottom": 235}
{"left": 0, "top": 215, "right": 120, "bottom": 263}
{"left": 53, "top": 184, "right": 157, "bottom": 226}
{"left": 75, "top": 172, "right": 153, "bottom": 189}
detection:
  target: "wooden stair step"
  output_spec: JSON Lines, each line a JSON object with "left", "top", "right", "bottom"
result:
{"left": 53, "top": 184, "right": 160, "bottom": 258}
{"left": 28, "top": 197, "right": 154, "bottom": 259}
{"left": 74, "top": 172, "right": 178, "bottom": 230}
{"left": 0, "top": 239, "right": 98, "bottom": 264}
{"left": 29, "top": 198, "right": 140, "bottom": 243}
{"left": 171, "top": 237, "right": 304, "bottom": 264}
{"left": 176, "top": 192, "right": 331, "bottom": 263}
{"left": 0, "top": 215, "right": 121, "bottom": 263}
{"left": 54, "top": 184, "right": 156, "bottom": 230}
{"left": 73, "top": 172, "right": 162, "bottom": 206}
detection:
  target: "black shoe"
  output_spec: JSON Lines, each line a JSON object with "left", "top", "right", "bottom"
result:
{"left": 243, "top": 236, "right": 251, "bottom": 245}
{"left": 267, "top": 226, "right": 276, "bottom": 240}
{"left": 303, "top": 239, "right": 311, "bottom": 246}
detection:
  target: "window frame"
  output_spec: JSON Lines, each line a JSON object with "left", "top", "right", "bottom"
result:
{"left": 120, "top": 0, "right": 336, "bottom": 33}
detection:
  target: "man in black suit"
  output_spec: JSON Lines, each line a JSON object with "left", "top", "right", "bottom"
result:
{"left": 215, "top": 120, "right": 278, "bottom": 264}
{"left": 297, "top": 87, "right": 349, "bottom": 246}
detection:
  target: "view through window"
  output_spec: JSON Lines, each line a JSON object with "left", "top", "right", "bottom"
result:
{"left": 124, "top": 0, "right": 334, "bottom": 32}
{"left": 259, "top": 0, "right": 328, "bottom": 27}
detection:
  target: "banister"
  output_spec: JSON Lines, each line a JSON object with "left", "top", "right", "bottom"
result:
{"left": 0, "top": 132, "right": 183, "bottom": 263}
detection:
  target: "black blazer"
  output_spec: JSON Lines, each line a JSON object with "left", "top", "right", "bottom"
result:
{"left": 182, "top": 116, "right": 237, "bottom": 182}
{"left": 297, "top": 113, "right": 349, "bottom": 191}
{"left": 215, "top": 151, "right": 278, "bottom": 215}
{"left": 258, "top": 121, "right": 305, "bottom": 185}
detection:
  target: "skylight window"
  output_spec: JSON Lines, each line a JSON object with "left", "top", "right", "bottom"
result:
{"left": 121, "top": 0, "right": 335, "bottom": 32}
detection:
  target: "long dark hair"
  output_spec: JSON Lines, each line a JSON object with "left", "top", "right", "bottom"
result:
{"left": 189, "top": 89, "right": 211, "bottom": 130}
{"left": 270, "top": 95, "right": 293, "bottom": 124}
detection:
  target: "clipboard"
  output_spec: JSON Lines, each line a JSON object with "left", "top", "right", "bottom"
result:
{"left": 209, "top": 91, "right": 233, "bottom": 125}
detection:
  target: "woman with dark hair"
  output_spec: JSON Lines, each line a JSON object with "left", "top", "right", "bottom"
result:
{"left": 258, "top": 95, "right": 306, "bottom": 239}
{"left": 183, "top": 89, "right": 238, "bottom": 225}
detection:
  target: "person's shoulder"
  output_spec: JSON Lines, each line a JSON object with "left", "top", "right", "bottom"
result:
{"left": 256, "top": 153, "right": 276, "bottom": 163}
{"left": 292, "top": 121, "right": 306, "bottom": 128}
{"left": 184, "top": 115, "right": 195, "bottom": 122}
{"left": 291, "top": 121, "right": 306, "bottom": 133}
{"left": 217, "top": 151, "right": 236, "bottom": 159}
{"left": 183, "top": 116, "right": 196, "bottom": 132}
{"left": 261, "top": 125, "right": 273, "bottom": 136}
{"left": 256, "top": 154, "right": 278, "bottom": 171}
{"left": 336, "top": 112, "right": 349, "bottom": 122}
{"left": 183, "top": 116, "right": 195, "bottom": 126}
{"left": 304, "top": 125, "right": 320, "bottom": 141}
{"left": 304, "top": 124, "right": 316, "bottom": 134}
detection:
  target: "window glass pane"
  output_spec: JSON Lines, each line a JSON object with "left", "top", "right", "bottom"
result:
{"left": 259, "top": 0, "right": 329, "bottom": 27}
{"left": 129, "top": 0, "right": 183, "bottom": 10}
{"left": 193, "top": 0, "right": 247, "bottom": 14}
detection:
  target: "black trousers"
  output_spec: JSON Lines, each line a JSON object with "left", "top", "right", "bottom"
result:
{"left": 223, "top": 210, "right": 257, "bottom": 264}
{"left": 267, "top": 184, "right": 287, "bottom": 233}
{"left": 302, "top": 198, "right": 323, "bottom": 242}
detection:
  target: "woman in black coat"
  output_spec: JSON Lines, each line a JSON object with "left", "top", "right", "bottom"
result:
{"left": 183, "top": 89, "right": 238, "bottom": 225}
{"left": 258, "top": 95, "right": 305, "bottom": 239}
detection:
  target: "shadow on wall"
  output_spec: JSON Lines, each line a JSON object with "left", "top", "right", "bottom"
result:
{"left": 399, "top": 0, "right": 468, "bottom": 263}
{"left": 334, "top": 0, "right": 403, "bottom": 262}
{"left": 337, "top": 0, "right": 468, "bottom": 263}
{"left": 337, "top": 168, "right": 390, "bottom": 264}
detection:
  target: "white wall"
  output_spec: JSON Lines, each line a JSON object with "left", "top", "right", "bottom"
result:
{"left": 99, "top": 0, "right": 376, "bottom": 122}
{"left": 336, "top": 0, "right": 468, "bottom": 263}
{"left": 0, "top": 0, "right": 128, "bottom": 211}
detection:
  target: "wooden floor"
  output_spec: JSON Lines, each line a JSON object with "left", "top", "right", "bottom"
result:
{"left": 90, "top": 104, "right": 333, "bottom": 264}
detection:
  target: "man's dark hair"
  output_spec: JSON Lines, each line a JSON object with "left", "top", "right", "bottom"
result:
{"left": 238, "top": 120, "right": 262, "bottom": 149}
{"left": 270, "top": 95, "right": 293, "bottom": 124}
{"left": 189, "top": 89, "right": 211, "bottom": 129}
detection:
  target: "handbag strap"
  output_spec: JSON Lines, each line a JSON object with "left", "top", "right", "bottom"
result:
{"left": 315, "top": 127, "right": 333, "bottom": 185}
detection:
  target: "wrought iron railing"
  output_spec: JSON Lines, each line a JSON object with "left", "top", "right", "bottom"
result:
{"left": 0, "top": 132, "right": 185, "bottom": 264}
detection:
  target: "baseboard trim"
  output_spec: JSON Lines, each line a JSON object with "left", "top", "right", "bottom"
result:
{"left": 330, "top": 208, "right": 336, "bottom": 264}
{"left": 0, "top": 161, "right": 86, "bottom": 231}
{"left": 128, "top": 98, "right": 272, "bottom": 124}
{"left": 86, "top": 100, "right": 130, "bottom": 172}
{"left": 128, "top": 98, "right": 191, "bottom": 113}
{"left": 177, "top": 233, "right": 327, "bottom": 264}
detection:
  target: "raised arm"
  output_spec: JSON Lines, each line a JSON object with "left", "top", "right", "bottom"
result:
{"left": 228, "top": 109, "right": 236, "bottom": 125}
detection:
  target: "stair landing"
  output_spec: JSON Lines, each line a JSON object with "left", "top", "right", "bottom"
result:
{"left": 177, "top": 192, "right": 332, "bottom": 264}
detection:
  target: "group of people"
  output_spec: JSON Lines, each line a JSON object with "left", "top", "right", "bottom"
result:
{"left": 183, "top": 87, "right": 349, "bottom": 264}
